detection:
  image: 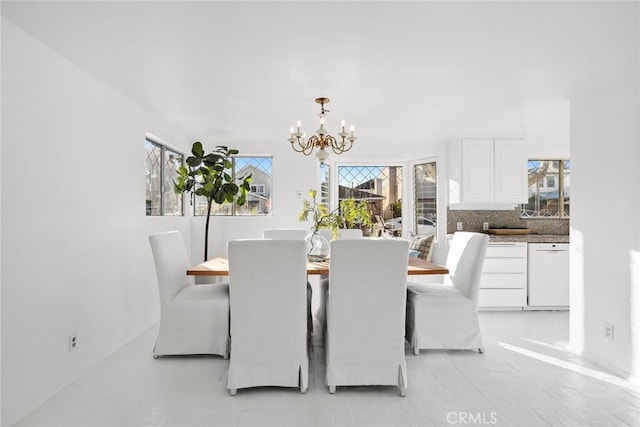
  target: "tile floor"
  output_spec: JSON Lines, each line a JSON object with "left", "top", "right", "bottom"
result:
{"left": 15, "top": 311, "right": 640, "bottom": 426}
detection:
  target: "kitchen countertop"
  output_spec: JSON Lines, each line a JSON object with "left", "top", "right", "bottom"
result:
{"left": 447, "top": 233, "right": 569, "bottom": 243}
{"left": 486, "top": 234, "right": 569, "bottom": 243}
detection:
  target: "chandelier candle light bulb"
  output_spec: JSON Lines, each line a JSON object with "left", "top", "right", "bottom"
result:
{"left": 288, "top": 97, "right": 357, "bottom": 164}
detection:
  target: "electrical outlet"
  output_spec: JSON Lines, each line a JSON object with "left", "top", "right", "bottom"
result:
{"left": 604, "top": 323, "right": 614, "bottom": 340}
{"left": 68, "top": 334, "right": 78, "bottom": 352}
{"left": 456, "top": 222, "right": 463, "bottom": 231}
{"left": 483, "top": 222, "right": 489, "bottom": 231}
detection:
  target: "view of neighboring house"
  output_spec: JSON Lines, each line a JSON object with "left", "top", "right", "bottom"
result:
{"left": 237, "top": 163, "right": 272, "bottom": 215}
{"left": 522, "top": 160, "right": 571, "bottom": 217}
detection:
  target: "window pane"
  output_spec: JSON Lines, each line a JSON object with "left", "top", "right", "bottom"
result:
{"left": 145, "top": 140, "right": 162, "bottom": 216}
{"left": 195, "top": 194, "right": 233, "bottom": 216}
{"left": 338, "top": 165, "right": 402, "bottom": 235}
{"left": 561, "top": 160, "right": 570, "bottom": 218}
{"left": 521, "top": 160, "right": 570, "bottom": 218}
{"left": 235, "top": 157, "right": 272, "bottom": 216}
{"left": 195, "top": 161, "right": 233, "bottom": 216}
{"left": 195, "top": 156, "right": 273, "bottom": 216}
{"left": 414, "top": 162, "right": 437, "bottom": 235}
{"left": 163, "top": 149, "right": 183, "bottom": 216}
{"left": 320, "top": 164, "right": 332, "bottom": 210}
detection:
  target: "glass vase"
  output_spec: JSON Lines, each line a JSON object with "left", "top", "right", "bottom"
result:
{"left": 305, "top": 230, "right": 330, "bottom": 262}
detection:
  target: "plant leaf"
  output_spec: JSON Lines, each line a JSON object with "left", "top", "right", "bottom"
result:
{"left": 186, "top": 156, "right": 200, "bottom": 168}
{"left": 191, "top": 141, "right": 204, "bottom": 157}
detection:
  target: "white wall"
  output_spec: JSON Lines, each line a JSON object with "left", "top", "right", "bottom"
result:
{"left": 1, "top": 20, "right": 192, "bottom": 425}
{"left": 570, "top": 68, "right": 640, "bottom": 381}
{"left": 0, "top": 11, "right": 4, "bottom": 424}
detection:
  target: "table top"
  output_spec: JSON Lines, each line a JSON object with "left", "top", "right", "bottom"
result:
{"left": 187, "top": 257, "right": 448, "bottom": 276}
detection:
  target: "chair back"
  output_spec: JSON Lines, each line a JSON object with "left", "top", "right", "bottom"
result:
{"left": 327, "top": 239, "right": 409, "bottom": 361}
{"left": 227, "top": 239, "right": 308, "bottom": 386}
{"left": 263, "top": 228, "right": 307, "bottom": 239}
{"left": 444, "top": 232, "right": 489, "bottom": 303}
{"left": 317, "top": 228, "right": 364, "bottom": 241}
{"left": 337, "top": 228, "right": 364, "bottom": 239}
{"left": 148, "top": 231, "right": 193, "bottom": 304}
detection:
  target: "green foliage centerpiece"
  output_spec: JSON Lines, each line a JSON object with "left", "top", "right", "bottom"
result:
{"left": 298, "top": 189, "right": 342, "bottom": 261}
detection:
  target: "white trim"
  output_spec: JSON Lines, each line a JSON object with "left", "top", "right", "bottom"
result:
{"left": 144, "top": 132, "right": 184, "bottom": 155}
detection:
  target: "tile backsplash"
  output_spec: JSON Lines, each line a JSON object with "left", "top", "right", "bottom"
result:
{"left": 446, "top": 208, "right": 569, "bottom": 235}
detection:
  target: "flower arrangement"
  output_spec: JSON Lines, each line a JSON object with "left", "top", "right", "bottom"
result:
{"left": 298, "top": 189, "right": 342, "bottom": 238}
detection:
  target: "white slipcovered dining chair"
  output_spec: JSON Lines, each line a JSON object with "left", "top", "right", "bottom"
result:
{"left": 262, "top": 228, "right": 313, "bottom": 338}
{"left": 325, "top": 239, "right": 409, "bottom": 396}
{"left": 227, "top": 239, "right": 309, "bottom": 395}
{"left": 406, "top": 231, "right": 489, "bottom": 354}
{"left": 316, "top": 228, "right": 364, "bottom": 330}
{"left": 148, "top": 231, "right": 230, "bottom": 358}
{"left": 263, "top": 228, "right": 308, "bottom": 239}
{"left": 318, "top": 228, "right": 364, "bottom": 241}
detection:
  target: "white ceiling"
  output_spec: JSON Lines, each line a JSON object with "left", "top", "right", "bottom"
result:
{"left": 3, "top": 1, "right": 639, "bottom": 157}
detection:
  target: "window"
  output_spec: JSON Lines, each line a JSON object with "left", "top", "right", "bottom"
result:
{"left": 145, "top": 139, "right": 183, "bottom": 216}
{"left": 194, "top": 156, "right": 273, "bottom": 216}
{"left": 338, "top": 165, "right": 402, "bottom": 235}
{"left": 521, "top": 160, "right": 570, "bottom": 218}
{"left": 250, "top": 184, "right": 265, "bottom": 195}
{"left": 320, "top": 164, "right": 332, "bottom": 211}
{"left": 413, "top": 162, "right": 437, "bottom": 236}
{"left": 545, "top": 175, "right": 556, "bottom": 189}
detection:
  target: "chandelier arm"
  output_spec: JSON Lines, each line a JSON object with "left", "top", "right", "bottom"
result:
{"left": 290, "top": 140, "right": 305, "bottom": 152}
{"left": 290, "top": 138, "right": 314, "bottom": 156}
{"left": 341, "top": 139, "right": 354, "bottom": 153}
{"left": 327, "top": 135, "right": 349, "bottom": 155}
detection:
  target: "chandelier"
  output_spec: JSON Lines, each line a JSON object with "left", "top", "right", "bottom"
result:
{"left": 288, "top": 97, "right": 356, "bottom": 164}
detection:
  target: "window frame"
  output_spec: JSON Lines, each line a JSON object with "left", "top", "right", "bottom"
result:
{"left": 521, "top": 159, "right": 570, "bottom": 219}
{"left": 410, "top": 158, "right": 439, "bottom": 238}
{"left": 145, "top": 136, "right": 184, "bottom": 217}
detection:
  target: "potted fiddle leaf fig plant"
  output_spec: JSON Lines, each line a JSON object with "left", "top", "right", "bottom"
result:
{"left": 174, "top": 141, "right": 252, "bottom": 261}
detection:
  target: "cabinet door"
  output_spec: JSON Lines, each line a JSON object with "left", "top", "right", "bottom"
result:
{"left": 494, "top": 139, "right": 527, "bottom": 203}
{"left": 461, "top": 139, "right": 493, "bottom": 203}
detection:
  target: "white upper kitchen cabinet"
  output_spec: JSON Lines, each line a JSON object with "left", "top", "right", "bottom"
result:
{"left": 450, "top": 138, "right": 527, "bottom": 209}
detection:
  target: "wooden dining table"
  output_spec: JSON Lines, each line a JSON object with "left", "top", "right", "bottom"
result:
{"left": 187, "top": 256, "right": 448, "bottom": 277}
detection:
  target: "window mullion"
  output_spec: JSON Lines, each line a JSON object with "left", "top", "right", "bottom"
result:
{"left": 160, "top": 146, "right": 165, "bottom": 214}
{"left": 558, "top": 161, "right": 565, "bottom": 217}
{"left": 231, "top": 157, "right": 236, "bottom": 216}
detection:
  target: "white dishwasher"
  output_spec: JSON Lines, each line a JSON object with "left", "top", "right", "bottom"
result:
{"left": 527, "top": 243, "right": 570, "bottom": 308}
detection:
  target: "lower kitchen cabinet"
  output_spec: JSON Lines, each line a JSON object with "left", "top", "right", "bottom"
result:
{"left": 478, "top": 242, "right": 527, "bottom": 309}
